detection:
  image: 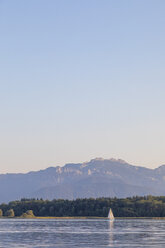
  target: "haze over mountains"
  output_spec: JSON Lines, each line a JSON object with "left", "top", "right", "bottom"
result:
{"left": 1, "top": 158, "right": 165, "bottom": 203}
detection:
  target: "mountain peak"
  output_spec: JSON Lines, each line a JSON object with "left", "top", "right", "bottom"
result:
{"left": 90, "top": 157, "right": 104, "bottom": 162}
{"left": 109, "top": 158, "right": 127, "bottom": 164}
{"left": 89, "top": 157, "right": 127, "bottom": 164}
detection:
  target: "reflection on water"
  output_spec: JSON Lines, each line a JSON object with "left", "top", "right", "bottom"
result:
{"left": 0, "top": 218, "right": 165, "bottom": 247}
{"left": 108, "top": 220, "right": 114, "bottom": 246}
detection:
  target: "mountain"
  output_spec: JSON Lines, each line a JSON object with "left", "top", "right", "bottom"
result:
{"left": 1, "top": 158, "right": 165, "bottom": 203}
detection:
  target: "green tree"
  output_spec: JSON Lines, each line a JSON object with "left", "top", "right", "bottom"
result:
{"left": 5, "top": 209, "right": 15, "bottom": 217}
{"left": 21, "top": 210, "right": 35, "bottom": 218}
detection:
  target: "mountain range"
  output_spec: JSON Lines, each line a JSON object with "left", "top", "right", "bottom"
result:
{"left": 1, "top": 158, "right": 165, "bottom": 203}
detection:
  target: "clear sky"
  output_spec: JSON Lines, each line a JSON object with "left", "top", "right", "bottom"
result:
{"left": 0, "top": 0, "right": 165, "bottom": 173}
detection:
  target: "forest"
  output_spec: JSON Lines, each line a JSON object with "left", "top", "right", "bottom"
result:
{"left": 1, "top": 196, "right": 165, "bottom": 217}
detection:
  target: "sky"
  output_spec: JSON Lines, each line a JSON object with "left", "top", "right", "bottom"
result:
{"left": 0, "top": 0, "right": 165, "bottom": 173}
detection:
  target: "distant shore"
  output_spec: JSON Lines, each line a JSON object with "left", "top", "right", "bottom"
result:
{"left": 1, "top": 196, "right": 165, "bottom": 219}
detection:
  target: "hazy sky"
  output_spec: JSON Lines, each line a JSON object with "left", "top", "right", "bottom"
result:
{"left": 0, "top": 0, "right": 165, "bottom": 173}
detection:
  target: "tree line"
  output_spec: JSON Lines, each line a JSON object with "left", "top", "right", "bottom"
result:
{"left": 1, "top": 196, "right": 165, "bottom": 217}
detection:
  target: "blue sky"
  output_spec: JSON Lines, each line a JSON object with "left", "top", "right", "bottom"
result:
{"left": 0, "top": 0, "right": 165, "bottom": 172}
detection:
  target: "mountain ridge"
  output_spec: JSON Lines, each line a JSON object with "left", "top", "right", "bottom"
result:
{"left": 1, "top": 158, "right": 165, "bottom": 203}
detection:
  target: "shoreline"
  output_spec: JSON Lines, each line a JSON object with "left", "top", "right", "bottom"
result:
{"left": 1, "top": 216, "right": 165, "bottom": 220}
{"left": 35, "top": 217, "right": 165, "bottom": 220}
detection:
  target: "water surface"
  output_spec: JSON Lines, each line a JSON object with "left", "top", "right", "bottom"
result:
{"left": 0, "top": 218, "right": 165, "bottom": 247}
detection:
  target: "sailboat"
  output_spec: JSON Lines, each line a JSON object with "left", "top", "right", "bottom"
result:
{"left": 108, "top": 208, "right": 114, "bottom": 220}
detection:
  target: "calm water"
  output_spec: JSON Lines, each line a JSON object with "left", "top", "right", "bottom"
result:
{"left": 0, "top": 218, "right": 165, "bottom": 247}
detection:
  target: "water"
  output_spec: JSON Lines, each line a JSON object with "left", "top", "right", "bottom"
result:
{"left": 0, "top": 218, "right": 165, "bottom": 247}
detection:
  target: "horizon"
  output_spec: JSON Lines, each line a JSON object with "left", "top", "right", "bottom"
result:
{"left": 1, "top": 0, "right": 165, "bottom": 173}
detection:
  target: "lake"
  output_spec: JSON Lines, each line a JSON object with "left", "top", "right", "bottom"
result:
{"left": 0, "top": 218, "right": 165, "bottom": 247}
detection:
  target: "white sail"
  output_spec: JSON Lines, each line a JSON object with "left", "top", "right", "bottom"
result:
{"left": 108, "top": 208, "right": 114, "bottom": 220}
